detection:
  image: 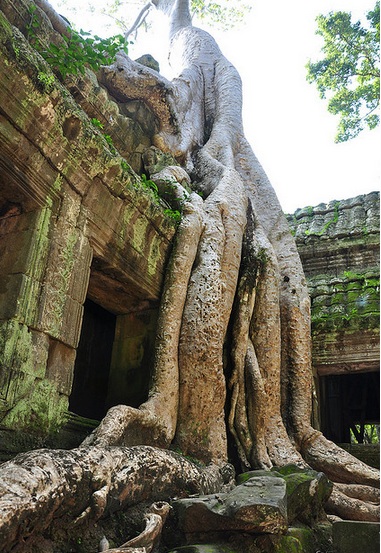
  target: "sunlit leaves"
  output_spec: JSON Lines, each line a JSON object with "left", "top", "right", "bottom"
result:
{"left": 27, "top": 4, "right": 128, "bottom": 80}
{"left": 52, "top": 0, "right": 251, "bottom": 37}
{"left": 46, "top": 30, "right": 128, "bottom": 79}
{"left": 190, "top": 0, "right": 251, "bottom": 31}
{"left": 306, "top": 2, "right": 380, "bottom": 142}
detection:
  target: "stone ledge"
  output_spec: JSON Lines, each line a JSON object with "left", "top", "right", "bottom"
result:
{"left": 332, "top": 521, "right": 380, "bottom": 553}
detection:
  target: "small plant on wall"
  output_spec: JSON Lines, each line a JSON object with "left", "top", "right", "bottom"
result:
{"left": 27, "top": 4, "right": 129, "bottom": 79}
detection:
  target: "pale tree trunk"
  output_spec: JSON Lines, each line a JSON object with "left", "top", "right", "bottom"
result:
{"left": 88, "top": 0, "right": 379, "bottom": 484}
{"left": 84, "top": 0, "right": 379, "bottom": 502}
{"left": 0, "top": 0, "right": 379, "bottom": 549}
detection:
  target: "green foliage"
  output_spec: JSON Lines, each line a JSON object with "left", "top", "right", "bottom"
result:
{"left": 102, "top": 133, "right": 116, "bottom": 153}
{"left": 190, "top": 0, "right": 251, "bottom": 31}
{"left": 306, "top": 2, "right": 380, "bottom": 142}
{"left": 49, "top": 0, "right": 251, "bottom": 40}
{"left": 90, "top": 118, "right": 117, "bottom": 153}
{"left": 37, "top": 71, "right": 55, "bottom": 91}
{"left": 351, "top": 424, "right": 379, "bottom": 444}
{"left": 164, "top": 208, "right": 181, "bottom": 222}
{"left": 141, "top": 173, "right": 159, "bottom": 195}
{"left": 120, "top": 160, "right": 130, "bottom": 173}
{"left": 27, "top": 4, "right": 128, "bottom": 79}
{"left": 90, "top": 117, "right": 104, "bottom": 129}
{"left": 139, "top": 175, "right": 183, "bottom": 223}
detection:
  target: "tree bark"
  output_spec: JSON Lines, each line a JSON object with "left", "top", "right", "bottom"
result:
{"left": 101, "top": 501, "right": 171, "bottom": 552}
{"left": 0, "top": 446, "right": 227, "bottom": 552}
{"left": 93, "top": 0, "right": 379, "bottom": 505}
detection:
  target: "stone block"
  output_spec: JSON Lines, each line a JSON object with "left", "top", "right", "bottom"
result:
{"left": 38, "top": 275, "right": 84, "bottom": 347}
{"left": 0, "top": 229, "right": 36, "bottom": 275}
{"left": 238, "top": 465, "right": 333, "bottom": 526}
{"left": 0, "top": 209, "right": 52, "bottom": 285}
{"left": 0, "top": 322, "right": 48, "bottom": 380}
{"left": 287, "top": 526, "right": 320, "bottom": 553}
{"left": 0, "top": 210, "right": 35, "bottom": 237}
{"left": 0, "top": 272, "right": 46, "bottom": 326}
{"left": 83, "top": 176, "right": 125, "bottom": 238}
{"left": 256, "top": 533, "right": 304, "bottom": 553}
{"left": 332, "top": 521, "right": 380, "bottom": 553}
{"left": 37, "top": 219, "right": 87, "bottom": 345}
{"left": 0, "top": 273, "right": 24, "bottom": 320}
{"left": 171, "top": 476, "right": 288, "bottom": 536}
{"left": 67, "top": 235, "right": 92, "bottom": 304}
{"left": 46, "top": 339, "right": 76, "bottom": 395}
{"left": 274, "top": 465, "right": 333, "bottom": 524}
{"left": 61, "top": 298, "right": 84, "bottom": 348}
{"left": 0, "top": 377, "right": 69, "bottom": 436}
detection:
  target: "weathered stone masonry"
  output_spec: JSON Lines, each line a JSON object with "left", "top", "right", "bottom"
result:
{"left": 0, "top": 0, "right": 176, "bottom": 453}
{"left": 288, "top": 193, "right": 380, "bottom": 465}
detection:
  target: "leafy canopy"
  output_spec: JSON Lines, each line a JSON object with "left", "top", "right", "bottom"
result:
{"left": 190, "top": 0, "right": 251, "bottom": 31}
{"left": 51, "top": 0, "right": 251, "bottom": 36}
{"left": 306, "top": 2, "right": 380, "bottom": 142}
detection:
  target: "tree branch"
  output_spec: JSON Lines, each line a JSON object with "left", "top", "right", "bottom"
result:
{"left": 125, "top": 1, "right": 154, "bottom": 40}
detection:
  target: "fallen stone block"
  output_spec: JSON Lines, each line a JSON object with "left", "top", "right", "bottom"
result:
{"left": 333, "top": 520, "right": 380, "bottom": 553}
{"left": 171, "top": 475, "right": 288, "bottom": 537}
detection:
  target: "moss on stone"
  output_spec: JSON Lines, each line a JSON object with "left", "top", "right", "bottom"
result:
{"left": 0, "top": 321, "right": 70, "bottom": 434}
{"left": 310, "top": 270, "right": 379, "bottom": 333}
{"left": 271, "top": 535, "right": 303, "bottom": 553}
{"left": 1, "top": 378, "right": 68, "bottom": 435}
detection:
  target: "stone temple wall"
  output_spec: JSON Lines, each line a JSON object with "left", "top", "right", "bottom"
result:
{"left": 287, "top": 192, "right": 380, "bottom": 377}
{"left": 287, "top": 193, "right": 380, "bottom": 460}
{"left": 0, "top": 0, "right": 176, "bottom": 455}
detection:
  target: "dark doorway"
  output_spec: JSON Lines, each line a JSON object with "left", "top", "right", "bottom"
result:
{"left": 69, "top": 299, "right": 116, "bottom": 420}
{"left": 320, "top": 371, "right": 380, "bottom": 443}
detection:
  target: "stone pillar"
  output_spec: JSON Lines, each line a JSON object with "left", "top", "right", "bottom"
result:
{"left": 0, "top": 187, "right": 92, "bottom": 436}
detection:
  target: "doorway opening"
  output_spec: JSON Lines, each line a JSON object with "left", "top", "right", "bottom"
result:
{"left": 69, "top": 299, "right": 116, "bottom": 420}
{"left": 320, "top": 371, "right": 380, "bottom": 444}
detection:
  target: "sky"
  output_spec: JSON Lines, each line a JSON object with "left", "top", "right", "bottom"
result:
{"left": 49, "top": 0, "right": 380, "bottom": 213}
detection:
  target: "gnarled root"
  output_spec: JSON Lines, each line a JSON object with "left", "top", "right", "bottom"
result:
{"left": 81, "top": 405, "right": 169, "bottom": 448}
{"left": 335, "top": 482, "right": 380, "bottom": 503}
{"left": 101, "top": 501, "right": 171, "bottom": 553}
{"left": 326, "top": 486, "right": 380, "bottom": 522}
{"left": 0, "top": 446, "right": 227, "bottom": 552}
{"left": 301, "top": 430, "right": 380, "bottom": 488}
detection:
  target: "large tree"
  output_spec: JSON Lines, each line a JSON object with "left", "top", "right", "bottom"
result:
{"left": 0, "top": 0, "right": 379, "bottom": 551}
{"left": 306, "top": 2, "right": 380, "bottom": 142}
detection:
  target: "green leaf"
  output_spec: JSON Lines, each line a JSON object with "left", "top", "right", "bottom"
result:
{"left": 28, "top": 17, "right": 129, "bottom": 80}
{"left": 306, "top": 2, "right": 380, "bottom": 141}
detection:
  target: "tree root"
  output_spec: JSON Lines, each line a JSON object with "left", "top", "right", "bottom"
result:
{"left": 326, "top": 486, "right": 380, "bottom": 522}
{"left": 99, "top": 53, "right": 177, "bottom": 139}
{"left": 0, "top": 446, "right": 227, "bottom": 552}
{"left": 101, "top": 502, "right": 171, "bottom": 553}
{"left": 301, "top": 430, "right": 380, "bottom": 487}
{"left": 335, "top": 482, "right": 380, "bottom": 503}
